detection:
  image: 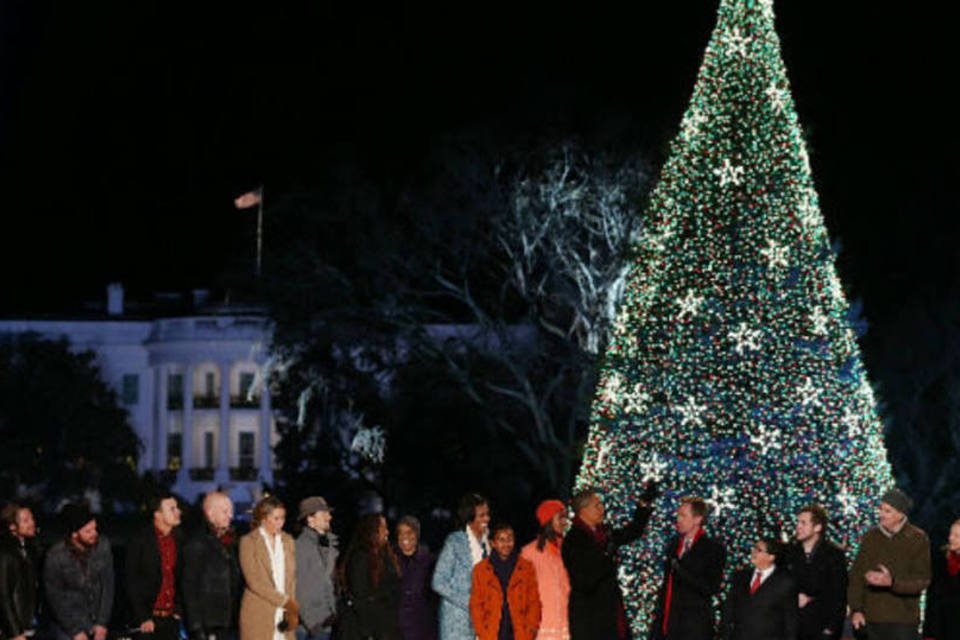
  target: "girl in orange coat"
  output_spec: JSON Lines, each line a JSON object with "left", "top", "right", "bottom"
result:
{"left": 470, "top": 522, "right": 541, "bottom": 640}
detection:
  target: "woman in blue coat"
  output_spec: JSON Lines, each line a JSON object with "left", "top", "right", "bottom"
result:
{"left": 432, "top": 493, "right": 491, "bottom": 640}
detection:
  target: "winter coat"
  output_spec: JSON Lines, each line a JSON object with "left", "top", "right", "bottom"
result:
{"left": 398, "top": 546, "right": 437, "bottom": 640}
{"left": 922, "top": 551, "right": 960, "bottom": 639}
{"left": 847, "top": 523, "right": 930, "bottom": 625}
{"left": 520, "top": 540, "right": 569, "bottom": 640}
{"left": 432, "top": 531, "right": 478, "bottom": 640}
{"left": 783, "top": 540, "right": 847, "bottom": 640}
{"left": 469, "top": 556, "right": 541, "bottom": 640}
{"left": 649, "top": 532, "right": 726, "bottom": 640}
{"left": 561, "top": 509, "right": 651, "bottom": 640}
{"left": 722, "top": 567, "right": 798, "bottom": 640}
{"left": 238, "top": 530, "right": 296, "bottom": 640}
{"left": 295, "top": 528, "right": 338, "bottom": 636}
{"left": 42, "top": 536, "right": 114, "bottom": 637}
{"left": 0, "top": 535, "right": 37, "bottom": 639}
{"left": 181, "top": 526, "right": 243, "bottom": 637}
{"left": 125, "top": 525, "right": 185, "bottom": 625}
{"left": 338, "top": 547, "right": 401, "bottom": 640}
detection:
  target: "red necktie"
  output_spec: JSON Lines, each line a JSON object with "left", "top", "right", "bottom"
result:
{"left": 750, "top": 571, "right": 762, "bottom": 595}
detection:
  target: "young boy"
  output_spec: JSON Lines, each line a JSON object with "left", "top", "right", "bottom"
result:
{"left": 470, "top": 522, "right": 542, "bottom": 640}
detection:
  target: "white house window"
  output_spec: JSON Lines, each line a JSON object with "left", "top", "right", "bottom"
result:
{"left": 121, "top": 374, "right": 139, "bottom": 405}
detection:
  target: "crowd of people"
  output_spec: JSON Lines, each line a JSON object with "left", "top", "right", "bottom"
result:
{"left": 2, "top": 485, "right": 959, "bottom": 640}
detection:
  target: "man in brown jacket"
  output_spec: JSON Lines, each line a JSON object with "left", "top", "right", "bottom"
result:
{"left": 848, "top": 488, "right": 930, "bottom": 640}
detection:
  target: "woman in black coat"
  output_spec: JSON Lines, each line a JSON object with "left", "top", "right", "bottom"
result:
{"left": 395, "top": 516, "right": 437, "bottom": 640}
{"left": 339, "top": 514, "right": 402, "bottom": 640}
{"left": 923, "top": 519, "right": 960, "bottom": 640}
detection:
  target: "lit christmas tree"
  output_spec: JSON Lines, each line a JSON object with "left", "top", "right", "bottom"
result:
{"left": 575, "top": 0, "right": 893, "bottom": 635}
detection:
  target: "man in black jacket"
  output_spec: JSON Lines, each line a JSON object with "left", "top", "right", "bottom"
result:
{"left": 723, "top": 536, "right": 798, "bottom": 640}
{"left": 650, "top": 496, "right": 726, "bottom": 640}
{"left": 0, "top": 503, "right": 38, "bottom": 640}
{"left": 126, "top": 492, "right": 183, "bottom": 640}
{"left": 181, "top": 492, "right": 242, "bottom": 640}
{"left": 784, "top": 504, "right": 847, "bottom": 640}
{"left": 562, "top": 484, "right": 656, "bottom": 640}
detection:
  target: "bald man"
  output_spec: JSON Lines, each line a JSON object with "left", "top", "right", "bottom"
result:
{"left": 181, "top": 493, "right": 243, "bottom": 640}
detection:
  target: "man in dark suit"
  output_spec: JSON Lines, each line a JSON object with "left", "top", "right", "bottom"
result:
{"left": 723, "top": 536, "right": 798, "bottom": 640}
{"left": 562, "top": 484, "right": 656, "bottom": 640}
{"left": 126, "top": 492, "right": 183, "bottom": 640}
{"left": 650, "top": 496, "right": 726, "bottom": 640}
{"left": 784, "top": 504, "right": 847, "bottom": 640}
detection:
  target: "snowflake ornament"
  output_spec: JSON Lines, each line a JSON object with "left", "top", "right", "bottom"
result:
{"left": 841, "top": 409, "right": 863, "bottom": 438}
{"left": 639, "top": 453, "right": 669, "bottom": 483}
{"left": 623, "top": 383, "right": 651, "bottom": 415}
{"left": 596, "top": 440, "right": 614, "bottom": 468}
{"left": 809, "top": 306, "right": 829, "bottom": 336}
{"left": 796, "top": 377, "right": 821, "bottom": 407}
{"left": 706, "top": 485, "right": 737, "bottom": 517}
{"left": 675, "top": 395, "right": 707, "bottom": 428}
{"left": 766, "top": 83, "right": 788, "bottom": 114}
{"left": 836, "top": 487, "right": 858, "bottom": 517}
{"left": 725, "top": 29, "right": 753, "bottom": 58}
{"left": 599, "top": 372, "right": 623, "bottom": 404}
{"left": 677, "top": 290, "right": 705, "bottom": 320}
{"left": 714, "top": 158, "right": 745, "bottom": 187}
{"left": 749, "top": 424, "right": 782, "bottom": 455}
{"left": 729, "top": 322, "right": 762, "bottom": 355}
{"left": 797, "top": 197, "right": 818, "bottom": 228}
{"left": 760, "top": 238, "right": 790, "bottom": 270}
{"left": 682, "top": 110, "right": 708, "bottom": 139}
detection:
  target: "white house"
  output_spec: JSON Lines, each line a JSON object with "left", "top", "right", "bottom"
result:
{"left": 0, "top": 284, "right": 277, "bottom": 504}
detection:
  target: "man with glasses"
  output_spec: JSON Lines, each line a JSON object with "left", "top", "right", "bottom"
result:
{"left": 723, "top": 537, "right": 798, "bottom": 640}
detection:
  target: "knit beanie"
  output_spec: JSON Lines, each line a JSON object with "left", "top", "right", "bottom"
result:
{"left": 880, "top": 488, "right": 913, "bottom": 515}
{"left": 536, "top": 499, "right": 567, "bottom": 527}
{"left": 61, "top": 503, "right": 94, "bottom": 533}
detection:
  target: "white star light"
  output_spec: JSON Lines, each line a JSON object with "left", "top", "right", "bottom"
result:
{"left": 677, "top": 290, "right": 705, "bottom": 320}
{"left": 759, "top": 0, "right": 775, "bottom": 20}
{"left": 842, "top": 409, "right": 863, "bottom": 438}
{"left": 623, "top": 383, "right": 651, "bottom": 415}
{"left": 749, "top": 424, "right": 782, "bottom": 456}
{"left": 837, "top": 487, "right": 858, "bottom": 517}
{"left": 760, "top": 238, "right": 790, "bottom": 270}
{"left": 797, "top": 376, "right": 821, "bottom": 407}
{"left": 726, "top": 29, "right": 753, "bottom": 58}
{"left": 599, "top": 372, "right": 623, "bottom": 404}
{"left": 706, "top": 485, "right": 737, "bottom": 517}
{"left": 714, "top": 158, "right": 745, "bottom": 188}
{"left": 810, "top": 306, "right": 829, "bottom": 336}
{"left": 645, "top": 226, "right": 675, "bottom": 252}
{"left": 639, "top": 453, "right": 669, "bottom": 482}
{"left": 675, "top": 395, "right": 707, "bottom": 428}
{"left": 766, "top": 83, "right": 788, "bottom": 114}
{"left": 729, "top": 322, "right": 762, "bottom": 355}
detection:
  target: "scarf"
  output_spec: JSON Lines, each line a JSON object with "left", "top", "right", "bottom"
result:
{"left": 490, "top": 552, "right": 519, "bottom": 640}
{"left": 948, "top": 550, "right": 960, "bottom": 577}
{"left": 662, "top": 528, "right": 705, "bottom": 636}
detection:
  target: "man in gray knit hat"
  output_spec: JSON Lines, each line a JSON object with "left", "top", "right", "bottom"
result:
{"left": 848, "top": 487, "right": 930, "bottom": 640}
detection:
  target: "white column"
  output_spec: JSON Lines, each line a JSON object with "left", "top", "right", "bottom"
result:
{"left": 259, "top": 381, "right": 274, "bottom": 484}
{"left": 177, "top": 364, "right": 194, "bottom": 486}
{"left": 155, "top": 365, "right": 169, "bottom": 471}
{"left": 215, "top": 361, "right": 231, "bottom": 484}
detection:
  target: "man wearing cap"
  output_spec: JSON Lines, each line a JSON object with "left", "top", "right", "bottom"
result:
{"left": 520, "top": 499, "right": 570, "bottom": 640}
{"left": 848, "top": 488, "right": 931, "bottom": 640}
{"left": 43, "top": 503, "right": 114, "bottom": 640}
{"left": 294, "top": 496, "right": 338, "bottom": 640}
{"left": 181, "top": 492, "right": 243, "bottom": 640}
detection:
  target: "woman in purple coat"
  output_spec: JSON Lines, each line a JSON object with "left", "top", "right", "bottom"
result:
{"left": 396, "top": 516, "right": 438, "bottom": 640}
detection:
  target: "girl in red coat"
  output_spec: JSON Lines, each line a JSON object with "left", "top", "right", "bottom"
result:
{"left": 470, "top": 522, "right": 541, "bottom": 640}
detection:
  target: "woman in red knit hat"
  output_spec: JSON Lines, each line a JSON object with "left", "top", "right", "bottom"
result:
{"left": 520, "top": 500, "right": 571, "bottom": 640}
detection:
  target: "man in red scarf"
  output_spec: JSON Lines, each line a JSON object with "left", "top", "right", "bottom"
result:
{"left": 561, "top": 484, "right": 656, "bottom": 640}
{"left": 650, "top": 496, "right": 726, "bottom": 640}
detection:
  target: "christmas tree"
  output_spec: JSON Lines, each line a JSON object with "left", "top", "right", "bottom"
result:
{"left": 575, "top": 0, "right": 892, "bottom": 634}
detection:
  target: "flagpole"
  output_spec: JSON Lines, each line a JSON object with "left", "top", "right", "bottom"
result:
{"left": 255, "top": 186, "right": 263, "bottom": 280}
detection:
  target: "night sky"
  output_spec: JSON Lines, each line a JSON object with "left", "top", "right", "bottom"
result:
{"left": 1, "top": 1, "right": 956, "bottom": 321}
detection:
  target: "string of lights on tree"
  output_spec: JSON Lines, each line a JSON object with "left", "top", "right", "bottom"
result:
{"left": 574, "top": 0, "right": 892, "bottom": 634}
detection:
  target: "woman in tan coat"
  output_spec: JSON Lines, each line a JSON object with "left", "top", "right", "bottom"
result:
{"left": 239, "top": 496, "right": 298, "bottom": 640}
